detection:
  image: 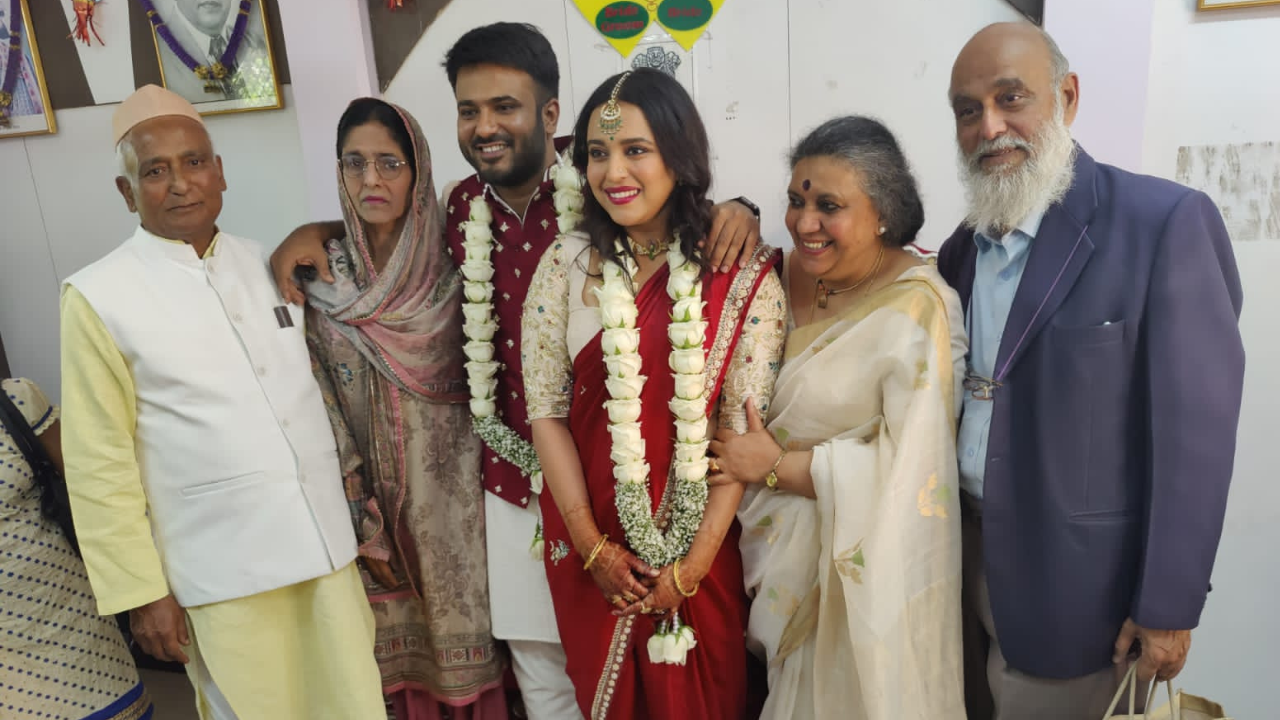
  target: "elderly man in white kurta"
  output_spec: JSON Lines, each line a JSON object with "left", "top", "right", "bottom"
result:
{"left": 59, "top": 84, "right": 386, "bottom": 720}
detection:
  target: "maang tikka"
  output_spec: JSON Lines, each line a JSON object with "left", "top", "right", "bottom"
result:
{"left": 598, "top": 72, "right": 632, "bottom": 139}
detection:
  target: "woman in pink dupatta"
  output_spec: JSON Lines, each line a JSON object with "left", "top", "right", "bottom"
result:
{"left": 305, "top": 98, "right": 507, "bottom": 719}
{"left": 521, "top": 70, "right": 787, "bottom": 719}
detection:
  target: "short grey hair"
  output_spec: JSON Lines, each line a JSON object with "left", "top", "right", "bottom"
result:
{"left": 115, "top": 134, "right": 139, "bottom": 190}
{"left": 1039, "top": 26, "right": 1070, "bottom": 85}
{"left": 789, "top": 116, "right": 925, "bottom": 248}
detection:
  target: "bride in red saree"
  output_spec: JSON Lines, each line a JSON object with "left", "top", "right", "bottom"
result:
{"left": 521, "top": 69, "right": 786, "bottom": 719}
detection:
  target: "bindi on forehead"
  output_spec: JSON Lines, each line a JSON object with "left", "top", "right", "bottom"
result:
{"left": 802, "top": 179, "right": 811, "bottom": 191}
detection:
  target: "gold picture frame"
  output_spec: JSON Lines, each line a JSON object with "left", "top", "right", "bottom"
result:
{"left": 148, "top": 0, "right": 283, "bottom": 116}
{"left": 0, "top": 0, "right": 57, "bottom": 139}
{"left": 1198, "top": 0, "right": 1280, "bottom": 10}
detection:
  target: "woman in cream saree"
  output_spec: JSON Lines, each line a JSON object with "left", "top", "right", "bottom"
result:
{"left": 710, "top": 116, "right": 969, "bottom": 719}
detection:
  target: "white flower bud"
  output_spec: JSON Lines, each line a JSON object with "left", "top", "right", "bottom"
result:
{"left": 647, "top": 632, "right": 666, "bottom": 664}
{"left": 601, "top": 329, "right": 641, "bottom": 356}
{"left": 662, "top": 633, "right": 683, "bottom": 664}
{"left": 604, "top": 398, "right": 643, "bottom": 424}
{"left": 605, "top": 374, "right": 646, "bottom": 401}
{"left": 460, "top": 260, "right": 495, "bottom": 283}
{"left": 612, "top": 460, "right": 650, "bottom": 484}
{"left": 670, "top": 396, "right": 707, "bottom": 422}
{"left": 470, "top": 397, "right": 496, "bottom": 417}
{"left": 674, "top": 440, "right": 710, "bottom": 464}
{"left": 553, "top": 189, "right": 585, "bottom": 215}
{"left": 463, "top": 320, "right": 498, "bottom": 342}
{"left": 529, "top": 537, "right": 545, "bottom": 561}
{"left": 463, "top": 281, "right": 493, "bottom": 304}
{"left": 671, "top": 373, "right": 705, "bottom": 400}
{"left": 667, "top": 269, "right": 701, "bottom": 300}
{"left": 557, "top": 211, "right": 583, "bottom": 234}
{"left": 553, "top": 162, "right": 582, "bottom": 191}
{"left": 669, "top": 348, "right": 706, "bottom": 375}
{"left": 461, "top": 302, "right": 493, "bottom": 324}
{"left": 604, "top": 354, "right": 644, "bottom": 379}
{"left": 674, "top": 419, "right": 707, "bottom": 443}
{"left": 465, "top": 361, "right": 500, "bottom": 380}
{"left": 673, "top": 459, "right": 710, "bottom": 482}
{"left": 671, "top": 296, "right": 705, "bottom": 322}
{"left": 667, "top": 321, "right": 707, "bottom": 349}
{"left": 610, "top": 441, "right": 646, "bottom": 466}
{"left": 463, "top": 224, "right": 491, "bottom": 247}
{"left": 529, "top": 470, "right": 544, "bottom": 495}
{"left": 600, "top": 301, "right": 641, "bottom": 329}
{"left": 467, "top": 377, "right": 497, "bottom": 399}
{"left": 607, "top": 422, "right": 644, "bottom": 449}
{"left": 468, "top": 196, "right": 493, "bottom": 225}
{"left": 678, "top": 624, "right": 697, "bottom": 649}
{"left": 463, "top": 341, "right": 494, "bottom": 363}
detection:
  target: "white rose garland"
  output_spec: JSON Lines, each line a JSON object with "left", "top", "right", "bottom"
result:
{"left": 596, "top": 239, "right": 711, "bottom": 665}
{"left": 459, "top": 153, "right": 583, "bottom": 499}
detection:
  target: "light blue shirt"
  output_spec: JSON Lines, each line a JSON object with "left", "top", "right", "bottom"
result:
{"left": 957, "top": 210, "right": 1046, "bottom": 499}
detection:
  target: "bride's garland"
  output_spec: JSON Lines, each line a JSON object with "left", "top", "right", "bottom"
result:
{"left": 459, "top": 153, "right": 584, "bottom": 502}
{"left": 598, "top": 238, "right": 711, "bottom": 666}
{"left": 597, "top": 241, "right": 710, "bottom": 568}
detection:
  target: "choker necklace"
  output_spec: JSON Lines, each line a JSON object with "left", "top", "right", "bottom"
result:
{"left": 815, "top": 245, "right": 885, "bottom": 309}
{"left": 629, "top": 236, "right": 669, "bottom": 261}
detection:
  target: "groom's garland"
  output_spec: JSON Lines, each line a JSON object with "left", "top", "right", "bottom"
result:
{"left": 458, "top": 154, "right": 584, "bottom": 502}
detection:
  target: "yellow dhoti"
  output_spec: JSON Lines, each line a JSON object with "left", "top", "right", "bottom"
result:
{"left": 184, "top": 563, "right": 387, "bottom": 720}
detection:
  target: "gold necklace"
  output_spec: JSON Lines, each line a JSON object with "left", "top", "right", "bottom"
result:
{"left": 629, "top": 236, "right": 669, "bottom": 261}
{"left": 814, "top": 245, "right": 885, "bottom": 310}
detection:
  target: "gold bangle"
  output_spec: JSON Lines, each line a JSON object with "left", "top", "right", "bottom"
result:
{"left": 583, "top": 534, "right": 609, "bottom": 570}
{"left": 765, "top": 447, "right": 787, "bottom": 489}
{"left": 673, "top": 557, "right": 699, "bottom": 598}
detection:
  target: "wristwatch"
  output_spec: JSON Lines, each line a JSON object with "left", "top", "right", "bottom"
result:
{"left": 732, "top": 196, "right": 761, "bottom": 220}
{"left": 765, "top": 448, "right": 787, "bottom": 490}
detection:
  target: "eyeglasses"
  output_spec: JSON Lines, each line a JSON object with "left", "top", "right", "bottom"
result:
{"left": 339, "top": 154, "right": 410, "bottom": 181}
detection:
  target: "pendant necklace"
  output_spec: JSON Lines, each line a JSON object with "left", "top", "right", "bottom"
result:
{"left": 815, "top": 245, "right": 885, "bottom": 309}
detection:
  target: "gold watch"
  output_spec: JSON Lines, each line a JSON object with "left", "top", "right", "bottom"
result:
{"left": 765, "top": 448, "right": 787, "bottom": 489}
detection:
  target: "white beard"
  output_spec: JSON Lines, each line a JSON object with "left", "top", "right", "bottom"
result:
{"left": 959, "top": 107, "right": 1077, "bottom": 237}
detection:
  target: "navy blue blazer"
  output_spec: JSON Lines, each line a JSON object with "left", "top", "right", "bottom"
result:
{"left": 937, "top": 148, "right": 1245, "bottom": 679}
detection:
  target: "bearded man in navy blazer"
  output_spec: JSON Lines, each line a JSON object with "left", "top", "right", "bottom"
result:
{"left": 938, "top": 22, "right": 1245, "bottom": 719}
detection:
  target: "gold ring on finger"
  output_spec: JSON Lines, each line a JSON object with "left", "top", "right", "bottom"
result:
{"left": 709, "top": 458, "right": 720, "bottom": 473}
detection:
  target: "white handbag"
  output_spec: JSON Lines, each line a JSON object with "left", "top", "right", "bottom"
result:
{"left": 1103, "top": 663, "right": 1232, "bottom": 720}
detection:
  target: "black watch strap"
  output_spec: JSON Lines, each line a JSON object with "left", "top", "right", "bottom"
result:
{"left": 732, "top": 196, "right": 761, "bottom": 219}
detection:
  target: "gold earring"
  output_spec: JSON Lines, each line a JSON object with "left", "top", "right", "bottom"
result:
{"left": 598, "top": 72, "right": 632, "bottom": 139}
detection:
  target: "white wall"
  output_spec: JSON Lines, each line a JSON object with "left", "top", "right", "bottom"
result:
{"left": 385, "top": 0, "right": 1022, "bottom": 249}
{"left": 1045, "top": 0, "right": 1156, "bottom": 172}
{"left": 0, "top": 88, "right": 308, "bottom": 399}
{"left": 1142, "top": 2, "right": 1280, "bottom": 717}
{"left": 4, "top": 0, "right": 1023, "bottom": 396}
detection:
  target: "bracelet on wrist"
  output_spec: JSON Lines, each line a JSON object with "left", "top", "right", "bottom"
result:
{"left": 673, "top": 557, "right": 699, "bottom": 598}
{"left": 583, "top": 534, "right": 609, "bottom": 570}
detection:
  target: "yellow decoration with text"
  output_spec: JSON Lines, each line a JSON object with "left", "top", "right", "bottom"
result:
{"left": 572, "top": 0, "right": 726, "bottom": 56}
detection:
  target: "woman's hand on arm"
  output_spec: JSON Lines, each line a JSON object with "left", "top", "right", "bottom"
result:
{"left": 709, "top": 398, "right": 816, "bottom": 498}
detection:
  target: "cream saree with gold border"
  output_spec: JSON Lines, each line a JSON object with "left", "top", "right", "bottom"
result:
{"left": 739, "top": 263, "right": 968, "bottom": 719}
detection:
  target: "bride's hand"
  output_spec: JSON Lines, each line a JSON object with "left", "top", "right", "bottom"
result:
{"left": 587, "top": 540, "right": 659, "bottom": 613}
{"left": 708, "top": 398, "right": 779, "bottom": 486}
{"left": 617, "top": 562, "right": 692, "bottom": 618}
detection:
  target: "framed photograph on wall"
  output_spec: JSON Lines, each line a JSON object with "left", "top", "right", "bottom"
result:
{"left": 144, "top": 0, "right": 283, "bottom": 116}
{"left": 0, "top": 0, "right": 57, "bottom": 139}
{"left": 1198, "top": 0, "right": 1280, "bottom": 9}
{"left": 1003, "top": 0, "right": 1044, "bottom": 25}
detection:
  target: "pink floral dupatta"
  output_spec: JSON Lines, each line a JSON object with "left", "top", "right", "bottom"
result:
{"left": 307, "top": 101, "right": 466, "bottom": 402}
